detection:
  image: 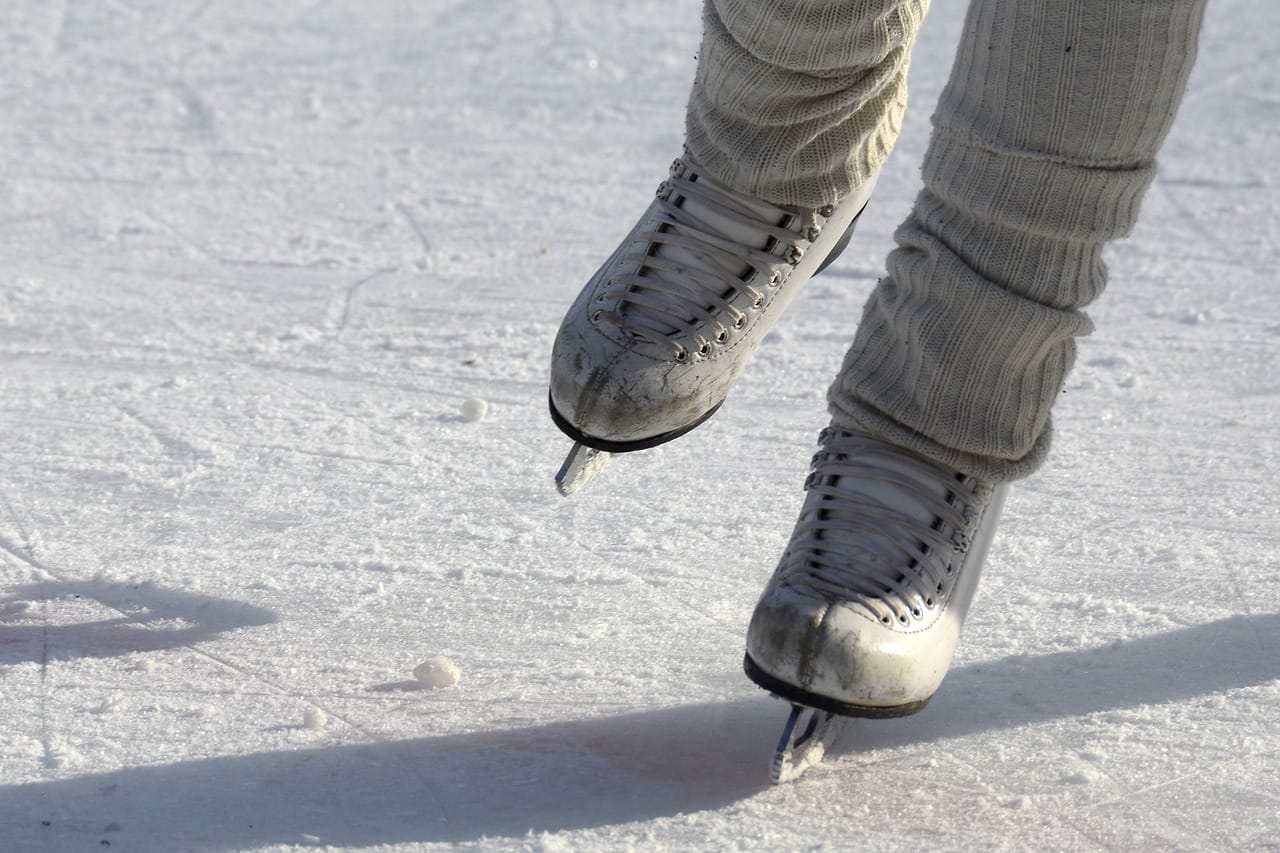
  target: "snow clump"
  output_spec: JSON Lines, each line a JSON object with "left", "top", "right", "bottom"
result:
{"left": 413, "top": 656, "right": 461, "bottom": 688}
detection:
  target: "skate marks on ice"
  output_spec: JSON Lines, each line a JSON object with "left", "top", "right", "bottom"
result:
{"left": 0, "top": 579, "right": 277, "bottom": 665}
{"left": 3, "top": 614, "right": 1277, "bottom": 848}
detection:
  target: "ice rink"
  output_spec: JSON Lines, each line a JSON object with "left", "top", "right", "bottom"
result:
{"left": 1, "top": 0, "right": 1277, "bottom": 849}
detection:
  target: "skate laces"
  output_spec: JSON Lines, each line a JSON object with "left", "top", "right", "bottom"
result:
{"left": 782, "top": 429, "right": 988, "bottom": 627}
{"left": 596, "top": 156, "right": 830, "bottom": 359}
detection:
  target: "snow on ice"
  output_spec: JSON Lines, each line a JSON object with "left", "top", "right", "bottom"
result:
{"left": 461, "top": 398, "right": 489, "bottom": 423}
{"left": 303, "top": 708, "right": 329, "bottom": 730}
{"left": 414, "top": 657, "right": 462, "bottom": 689}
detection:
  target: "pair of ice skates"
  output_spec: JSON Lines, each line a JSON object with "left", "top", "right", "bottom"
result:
{"left": 548, "top": 154, "right": 1006, "bottom": 782}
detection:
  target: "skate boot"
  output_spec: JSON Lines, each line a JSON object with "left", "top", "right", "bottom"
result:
{"left": 746, "top": 427, "right": 1008, "bottom": 720}
{"left": 549, "top": 154, "right": 875, "bottom": 494}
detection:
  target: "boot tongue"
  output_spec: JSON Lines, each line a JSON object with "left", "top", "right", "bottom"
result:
{"left": 834, "top": 461, "right": 945, "bottom": 524}
{"left": 820, "top": 453, "right": 955, "bottom": 564}
{"left": 624, "top": 172, "right": 788, "bottom": 337}
{"left": 663, "top": 172, "right": 784, "bottom": 279}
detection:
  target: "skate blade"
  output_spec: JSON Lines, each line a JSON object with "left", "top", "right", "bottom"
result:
{"left": 555, "top": 442, "right": 613, "bottom": 496}
{"left": 771, "top": 703, "right": 838, "bottom": 784}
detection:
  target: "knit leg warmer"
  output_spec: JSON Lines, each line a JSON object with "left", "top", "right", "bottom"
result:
{"left": 829, "top": 0, "right": 1208, "bottom": 480}
{"left": 685, "top": 0, "right": 930, "bottom": 207}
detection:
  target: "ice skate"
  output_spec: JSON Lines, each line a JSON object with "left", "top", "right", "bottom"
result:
{"left": 745, "top": 428, "right": 1007, "bottom": 781}
{"left": 549, "top": 154, "right": 875, "bottom": 494}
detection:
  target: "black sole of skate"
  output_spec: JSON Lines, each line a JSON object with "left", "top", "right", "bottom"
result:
{"left": 744, "top": 653, "right": 932, "bottom": 720}
{"left": 548, "top": 395, "right": 723, "bottom": 453}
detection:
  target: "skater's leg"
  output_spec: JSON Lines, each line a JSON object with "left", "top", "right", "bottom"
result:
{"left": 747, "top": 0, "right": 1207, "bottom": 714}
{"left": 829, "top": 0, "right": 1209, "bottom": 481}
{"left": 550, "top": 0, "right": 930, "bottom": 460}
{"left": 687, "top": 0, "right": 929, "bottom": 207}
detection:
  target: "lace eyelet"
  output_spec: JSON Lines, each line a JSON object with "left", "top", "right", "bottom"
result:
{"left": 673, "top": 347, "right": 688, "bottom": 362}
{"left": 818, "top": 204, "right": 835, "bottom": 218}
{"left": 768, "top": 271, "right": 783, "bottom": 287}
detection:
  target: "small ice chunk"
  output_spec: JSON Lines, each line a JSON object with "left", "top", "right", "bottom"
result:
{"left": 44, "top": 740, "right": 84, "bottom": 770}
{"left": 137, "top": 659, "right": 157, "bottom": 673}
{"left": 461, "top": 399, "right": 488, "bottom": 422}
{"left": 413, "top": 656, "right": 461, "bottom": 688}
{"left": 1060, "top": 769, "right": 1100, "bottom": 785}
{"left": 303, "top": 708, "right": 327, "bottom": 730}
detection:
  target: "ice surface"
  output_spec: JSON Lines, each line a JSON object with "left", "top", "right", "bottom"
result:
{"left": 0, "top": 0, "right": 1276, "bottom": 850}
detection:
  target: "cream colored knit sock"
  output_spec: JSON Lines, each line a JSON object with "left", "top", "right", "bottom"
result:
{"left": 685, "top": 0, "right": 929, "bottom": 207}
{"left": 829, "top": 0, "right": 1208, "bottom": 480}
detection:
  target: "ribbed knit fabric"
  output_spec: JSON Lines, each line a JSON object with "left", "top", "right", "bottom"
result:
{"left": 686, "top": 0, "right": 929, "bottom": 207}
{"left": 826, "top": 0, "right": 1208, "bottom": 480}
